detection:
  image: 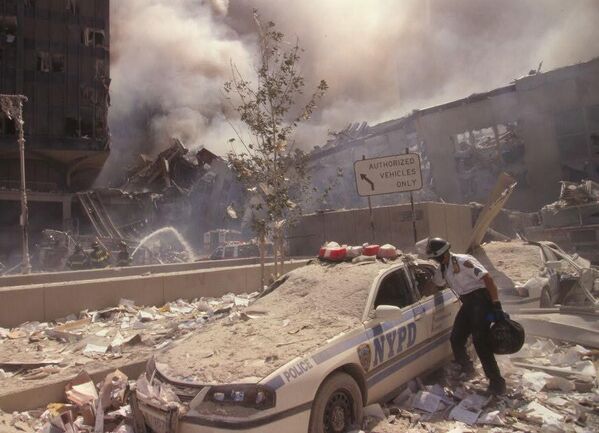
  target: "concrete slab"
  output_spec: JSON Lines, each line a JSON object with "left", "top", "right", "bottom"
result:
{"left": 513, "top": 311, "right": 599, "bottom": 349}
{"left": 0, "top": 285, "right": 45, "bottom": 327}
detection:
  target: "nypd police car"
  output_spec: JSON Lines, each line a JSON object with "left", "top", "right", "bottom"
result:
{"left": 133, "top": 258, "right": 458, "bottom": 433}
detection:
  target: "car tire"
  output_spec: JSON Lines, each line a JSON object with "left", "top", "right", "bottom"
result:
{"left": 308, "top": 372, "right": 363, "bottom": 433}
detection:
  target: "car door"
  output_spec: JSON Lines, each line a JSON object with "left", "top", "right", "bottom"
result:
{"left": 407, "top": 262, "right": 460, "bottom": 366}
{"left": 362, "top": 266, "right": 434, "bottom": 404}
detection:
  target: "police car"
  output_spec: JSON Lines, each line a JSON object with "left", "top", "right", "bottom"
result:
{"left": 133, "top": 258, "right": 458, "bottom": 433}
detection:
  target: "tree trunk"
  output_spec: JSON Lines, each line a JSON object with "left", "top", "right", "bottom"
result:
{"left": 278, "top": 227, "right": 285, "bottom": 272}
{"left": 259, "top": 234, "right": 266, "bottom": 289}
{"left": 273, "top": 230, "right": 279, "bottom": 278}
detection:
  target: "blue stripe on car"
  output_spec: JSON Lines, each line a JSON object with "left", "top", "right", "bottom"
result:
{"left": 366, "top": 331, "right": 451, "bottom": 387}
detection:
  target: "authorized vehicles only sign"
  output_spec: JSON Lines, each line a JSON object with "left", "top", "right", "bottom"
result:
{"left": 354, "top": 153, "right": 423, "bottom": 197}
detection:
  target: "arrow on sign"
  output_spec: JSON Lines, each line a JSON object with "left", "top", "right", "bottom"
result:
{"left": 360, "top": 173, "right": 375, "bottom": 191}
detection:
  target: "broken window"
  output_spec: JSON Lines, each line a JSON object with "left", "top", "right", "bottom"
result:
{"left": 80, "top": 112, "right": 93, "bottom": 137}
{"left": 66, "top": 0, "right": 78, "bottom": 14}
{"left": 452, "top": 121, "right": 526, "bottom": 200}
{"left": 0, "top": 113, "right": 16, "bottom": 136}
{"left": 374, "top": 269, "right": 418, "bottom": 309}
{"left": 0, "top": 15, "right": 17, "bottom": 44}
{"left": 37, "top": 51, "right": 51, "bottom": 72}
{"left": 80, "top": 85, "right": 96, "bottom": 104}
{"left": 95, "top": 109, "right": 107, "bottom": 137}
{"left": 95, "top": 59, "right": 107, "bottom": 78}
{"left": 51, "top": 54, "right": 65, "bottom": 72}
{"left": 82, "top": 28, "right": 105, "bottom": 48}
{"left": 65, "top": 117, "right": 79, "bottom": 137}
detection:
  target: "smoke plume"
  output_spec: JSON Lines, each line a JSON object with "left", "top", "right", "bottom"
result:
{"left": 97, "top": 0, "right": 599, "bottom": 184}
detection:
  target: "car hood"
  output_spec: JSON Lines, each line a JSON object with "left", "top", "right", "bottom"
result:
{"left": 155, "top": 261, "right": 393, "bottom": 384}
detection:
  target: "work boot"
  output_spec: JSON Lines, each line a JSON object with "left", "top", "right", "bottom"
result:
{"left": 487, "top": 378, "right": 507, "bottom": 396}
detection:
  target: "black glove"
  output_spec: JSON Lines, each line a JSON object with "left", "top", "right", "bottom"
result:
{"left": 492, "top": 301, "right": 508, "bottom": 322}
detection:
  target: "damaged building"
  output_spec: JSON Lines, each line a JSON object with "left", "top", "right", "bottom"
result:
{"left": 0, "top": 0, "right": 111, "bottom": 262}
{"left": 309, "top": 57, "right": 599, "bottom": 213}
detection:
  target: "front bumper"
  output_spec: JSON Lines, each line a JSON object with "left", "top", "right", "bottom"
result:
{"left": 135, "top": 390, "right": 312, "bottom": 433}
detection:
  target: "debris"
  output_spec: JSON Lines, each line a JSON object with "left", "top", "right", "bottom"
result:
{"left": 411, "top": 390, "right": 444, "bottom": 413}
{"left": 449, "top": 400, "right": 481, "bottom": 425}
{"left": 363, "top": 404, "right": 386, "bottom": 420}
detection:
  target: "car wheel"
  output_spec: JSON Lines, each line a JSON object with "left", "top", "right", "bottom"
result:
{"left": 308, "top": 372, "right": 363, "bottom": 433}
{"left": 539, "top": 286, "right": 553, "bottom": 308}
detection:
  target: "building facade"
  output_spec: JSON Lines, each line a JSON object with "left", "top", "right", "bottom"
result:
{"left": 0, "top": 0, "right": 110, "bottom": 262}
{"left": 308, "top": 57, "right": 599, "bottom": 213}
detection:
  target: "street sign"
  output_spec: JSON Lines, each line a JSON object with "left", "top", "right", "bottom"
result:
{"left": 354, "top": 153, "right": 423, "bottom": 197}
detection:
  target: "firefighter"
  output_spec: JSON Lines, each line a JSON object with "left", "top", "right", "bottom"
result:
{"left": 116, "top": 241, "right": 132, "bottom": 267}
{"left": 90, "top": 241, "right": 110, "bottom": 268}
{"left": 427, "top": 237, "right": 507, "bottom": 395}
{"left": 66, "top": 244, "right": 90, "bottom": 270}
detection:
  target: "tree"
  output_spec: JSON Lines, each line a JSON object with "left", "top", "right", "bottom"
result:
{"left": 224, "top": 11, "right": 328, "bottom": 287}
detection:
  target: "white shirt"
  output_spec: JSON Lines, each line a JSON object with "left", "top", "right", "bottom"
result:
{"left": 433, "top": 253, "right": 489, "bottom": 296}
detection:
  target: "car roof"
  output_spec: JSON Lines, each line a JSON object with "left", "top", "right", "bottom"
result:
{"left": 156, "top": 260, "right": 400, "bottom": 384}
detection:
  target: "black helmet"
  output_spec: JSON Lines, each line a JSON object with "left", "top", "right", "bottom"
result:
{"left": 490, "top": 318, "right": 525, "bottom": 354}
{"left": 426, "top": 237, "right": 451, "bottom": 259}
{"left": 92, "top": 241, "right": 100, "bottom": 248}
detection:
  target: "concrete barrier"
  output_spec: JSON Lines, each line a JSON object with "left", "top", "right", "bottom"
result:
{"left": 0, "top": 260, "right": 308, "bottom": 328}
{"left": 0, "top": 257, "right": 294, "bottom": 288}
{"left": 288, "top": 201, "right": 473, "bottom": 256}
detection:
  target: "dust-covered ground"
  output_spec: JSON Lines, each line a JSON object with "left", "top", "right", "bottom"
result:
{"left": 159, "top": 260, "right": 396, "bottom": 383}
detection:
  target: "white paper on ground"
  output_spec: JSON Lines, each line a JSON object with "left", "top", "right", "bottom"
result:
{"left": 449, "top": 401, "right": 481, "bottom": 425}
{"left": 523, "top": 401, "right": 564, "bottom": 425}
{"left": 460, "top": 393, "right": 490, "bottom": 411}
{"left": 412, "top": 390, "right": 443, "bottom": 413}
{"left": 477, "top": 410, "right": 504, "bottom": 426}
{"left": 522, "top": 371, "right": 551, "bottom": 391}
{"left": 83, "top": 343, "right": 108, "bottom": 355}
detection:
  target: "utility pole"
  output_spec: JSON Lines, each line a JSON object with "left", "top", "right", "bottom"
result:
{"left": 0, "top": 94, "right": 30, "bottom": 273}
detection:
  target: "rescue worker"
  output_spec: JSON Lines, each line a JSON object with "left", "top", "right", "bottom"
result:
{"left": 90, "top": 241, "right": 110, "bottom": 268}
{"left": 116, "top": 241, "right": 132, "bottom": 267}
{"left": 427, "top": 237, "right": 507, "bottom": 395}
{"left": 66, "top": 244, "right": 90, "bottom": 270}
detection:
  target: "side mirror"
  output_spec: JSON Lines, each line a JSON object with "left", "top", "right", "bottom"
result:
{"left": 374, "top": 305, "right": 402, "bottom": 320}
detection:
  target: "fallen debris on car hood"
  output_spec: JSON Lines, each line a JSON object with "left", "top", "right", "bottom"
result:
{"left": 156, "top": 260, "right": 396, "bottom": 384}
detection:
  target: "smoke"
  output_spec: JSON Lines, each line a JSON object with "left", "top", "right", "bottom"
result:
{"left": 97, "top": 0, "right": 599, "bottom": 184}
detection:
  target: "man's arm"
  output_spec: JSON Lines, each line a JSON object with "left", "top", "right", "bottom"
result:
{"left": 482, "top": 274, "right": 499, "bottom": 302}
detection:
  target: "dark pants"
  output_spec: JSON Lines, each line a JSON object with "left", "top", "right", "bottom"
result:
{"left": 450, "top": 288, "right": 503, "bottom": 384}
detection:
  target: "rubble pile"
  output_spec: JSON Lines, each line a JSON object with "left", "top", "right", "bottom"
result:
{"left": 0, "top": 292, "right": 259, "bottom": 396}
{"left": 357, "top": 338, "right": 598, "bottom": 433}
{"left": 546, "top": 181, "right": 599, "bottom": 209}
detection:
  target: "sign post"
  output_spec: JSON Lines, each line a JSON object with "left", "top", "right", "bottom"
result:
{"left": 354, "top": 152, "right": 423, "bottom": 244}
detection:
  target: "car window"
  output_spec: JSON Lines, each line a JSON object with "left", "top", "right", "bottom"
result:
{"left": 410, "top": 263, "right": 440, "bottom": 297}
{"left": 224, "top": 246, "right": 235, "bottom": 258}
{"left": 374, "top": 269, "right": 417, "bottom": 309}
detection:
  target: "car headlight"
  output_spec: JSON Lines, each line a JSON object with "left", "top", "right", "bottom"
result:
{"left": 206, "top": 385, "right": 276, "bottom": 410}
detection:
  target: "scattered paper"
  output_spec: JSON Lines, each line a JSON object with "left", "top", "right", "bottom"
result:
{"left": 412, "top": 391, "right": 443, "bottom": 413}
{"left": 449, "top": 401, "right": 481, "bottom": 425}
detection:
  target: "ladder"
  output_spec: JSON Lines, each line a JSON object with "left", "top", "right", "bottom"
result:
{"left": 77, "top": 191, "right": 123, "bottom": 239}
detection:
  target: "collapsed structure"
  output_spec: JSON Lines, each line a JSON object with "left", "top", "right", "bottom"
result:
{"left": 307, "top": 57, "right": 599, "bottom": 214}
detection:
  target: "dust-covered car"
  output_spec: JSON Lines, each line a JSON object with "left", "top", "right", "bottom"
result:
{"left": 133, "top": 257, "right": 459, "bottom": 433}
